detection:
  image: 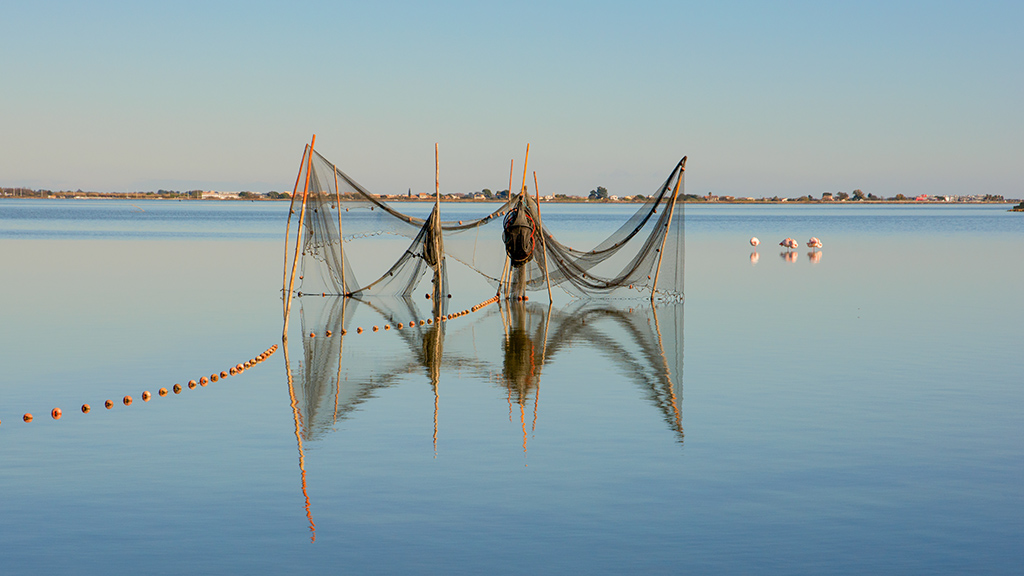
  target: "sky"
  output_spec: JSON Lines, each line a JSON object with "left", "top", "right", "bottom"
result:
{"left": 1, "top": 0, "right": 1021, "bottom": 198}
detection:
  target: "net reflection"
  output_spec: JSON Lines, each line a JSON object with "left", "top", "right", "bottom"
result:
{"left": 284, "top": 296, "right": 684, "bottom": 445}
{"left": 281, "top": 295, "right": 685, "bottom": 537}
{"left": 529, "top": 301, "right": 685, "bottom": 442}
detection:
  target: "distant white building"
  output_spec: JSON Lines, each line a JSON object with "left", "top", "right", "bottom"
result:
{"left": 203, "top": 191, "right": 240, "bottom": 199}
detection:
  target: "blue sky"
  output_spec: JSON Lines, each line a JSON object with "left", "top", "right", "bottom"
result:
{"left": 2, "top": 1, "right": 1020, "bottom": 198}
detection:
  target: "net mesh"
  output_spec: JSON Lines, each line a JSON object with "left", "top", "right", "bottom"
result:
{"left": 283, "top": 146, "right": 684, "bottom": 302}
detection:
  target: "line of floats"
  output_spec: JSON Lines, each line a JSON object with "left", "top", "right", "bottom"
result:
{"left": 5, "top": 345, "right": 279, "bottom": 426}
{"left": 306, "top": 294, "right": 503, "bottom": 338}
{"left": 8, "top": 293, "right": 509, "bottom": 426}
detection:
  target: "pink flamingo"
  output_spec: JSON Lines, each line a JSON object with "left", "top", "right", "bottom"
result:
{"left": 750, "top": 237, "right": 760, "bottom": 247}
{"left": 806, "top": 237, "right": 822, "bottom": 251}
{"left": 779, "top": 237, "right": 797, "bottom": 251}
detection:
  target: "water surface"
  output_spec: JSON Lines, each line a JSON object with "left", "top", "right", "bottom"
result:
{"left": 0, "top": 200, "right": 1020, "bottom": 574}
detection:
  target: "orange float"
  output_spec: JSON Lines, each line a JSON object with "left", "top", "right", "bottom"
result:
{"left": 173, "top": 384, "right": 182, "bottom": 394}
{"left": 123, "top": 396, "right": 133, "bottom": 406}
{"left": 105, "top": 399, "right": 114, "bottom": 408}
{"left": 23, "top": 413, "right": 33, "bottom": 422}
{"left": 142, "top": 391, "right": 151, "bottom": 401}
{"left": 52, "top": 408, "right": 62, "bottom": 420}
{"left": 82, "top": 404, "right": 91, "bottom": 413}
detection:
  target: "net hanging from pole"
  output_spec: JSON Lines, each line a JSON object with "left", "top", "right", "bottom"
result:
{"left": 285, "top": 147, "right": 684, "bottom": 303}
{"left": 491, "top": 159, "right": 686, "bottom": 300}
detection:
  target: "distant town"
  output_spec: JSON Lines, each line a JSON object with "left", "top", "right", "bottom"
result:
{"left": 1, "top": 186, "right": 1017, "bottom": 204}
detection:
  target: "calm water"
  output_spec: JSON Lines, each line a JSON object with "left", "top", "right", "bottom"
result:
{"left": 1, "top": 199, "right": 1021, "bottom": 575}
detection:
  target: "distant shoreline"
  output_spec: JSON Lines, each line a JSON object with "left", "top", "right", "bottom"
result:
{"left": 0, "top": 194, "right": 1018, "bottom": 205}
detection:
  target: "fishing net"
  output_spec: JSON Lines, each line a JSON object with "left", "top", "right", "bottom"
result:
{"left": 282, "top": 146, "right": 685, "bottom": 304}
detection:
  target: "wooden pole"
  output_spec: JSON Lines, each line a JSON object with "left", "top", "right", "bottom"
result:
{"left": 499, "top": 159, "right": 514, "bottom": 298}
{"left": 433, "top": 143, "right": 442, "bottom": 306}
{"left": 333, "top": 162, "right": 346, "bottom": 296}
{"left": 283, "top": 145, "right": 308, "bottom": 314}
{"left": 508, "top": 145, "right": 531, "bottom": 300}
{"left": 650, "top": 157, "right": 685, "bottom": 303}
{"left": 519, "top": 143, "right": 530, "bottom": 201}
{"left": 533, "top": 171, "right": 554, "bottom": 303}
{"left": 284, "top": 134, "right": 316, "bottom": 340}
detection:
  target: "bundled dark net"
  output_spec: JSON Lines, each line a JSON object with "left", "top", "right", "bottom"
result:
{"left": 493, "top": 160, "right": 686, "bottom": 299}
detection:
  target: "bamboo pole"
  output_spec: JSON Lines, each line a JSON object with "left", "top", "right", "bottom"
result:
{"left": 519, "top": 143, "right": 530, "bottom": 202}
{"left": 650, "top": 156, "right": 686, "bottom": 303}
{"left": 284, "top": 134, "right": 316, "bottom": 340}
{"left": 498, "top": 159, "right": 514, "bottom": 298}
{"left": 433, "top": 143, "right": 443, "bottom": 307}
{"left": 510, "top": 145, "right": 531, "bottom": 300}
{"left": 533, "top": 171, "right": 554, "bottom": 303}
{"left": 333, "top": 162, "right": 346, "bottom": 296}
{"left": 282, "top": 145, "right": 309, "bottom": 314}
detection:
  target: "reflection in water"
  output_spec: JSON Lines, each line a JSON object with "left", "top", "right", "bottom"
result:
{"left": 750, "top": 252, "right": 760, "bottom": 265}
{"left": 285, "top": 297, "right": 685, "bottom": 445}
{"left": 781, "top": 251, "right": 799, "bottom": 263}
{"left": 283, "top": 339, "right": 317, "bottom": 542}
{"left": 499, "top": 300, "right": 548, "bottom": 456}
{"left": 281, "top": 295, "right": 684, "bottom": 536}
{"left": 808, "top": 250, "right": 822, "bottom": 264}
